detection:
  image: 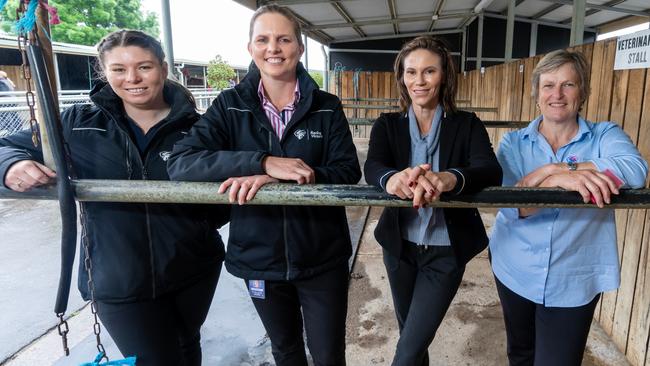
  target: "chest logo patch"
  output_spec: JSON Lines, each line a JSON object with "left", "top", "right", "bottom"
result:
{"left": 159, "top": 151, "right": 172, "bottom": 161}
{"left": 310, "top": 130, "right": 323, "bottom": 139}
{"left": 294, "top": 129, "right": 307, "bottom": 140}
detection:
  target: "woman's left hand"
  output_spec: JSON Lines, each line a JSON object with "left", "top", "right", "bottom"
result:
{"left": 412, "top": 171, "right": 457, "bottom": 208}
{"left": 218, "top": 174, "right": 280, "bottom": 205}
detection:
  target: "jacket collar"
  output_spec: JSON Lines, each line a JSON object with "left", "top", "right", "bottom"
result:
{"left": 235, "top": 61, "right": 319, "bottom": 137}
{"left": 397, "top": 108, "right": 457, "bottom": 170}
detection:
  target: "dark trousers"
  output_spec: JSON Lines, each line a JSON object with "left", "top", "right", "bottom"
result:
{"left": 494, "top": 276, "right": 600, "bottom": 366}
{"left": 384, "top": 242, "right": 465, "bottom": 366}
{"left": 97, "top": 264, "right": 221, "bottom": 366}
{"left": 248, "top": 264, "right": 349, "bottom": 366}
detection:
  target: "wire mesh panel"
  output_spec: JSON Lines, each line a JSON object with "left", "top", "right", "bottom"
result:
{"left": 0, "top": 89, "right": 221, "bottom": 137}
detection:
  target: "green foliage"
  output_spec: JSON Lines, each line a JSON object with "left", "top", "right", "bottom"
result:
{"left": 207, "top": 55, "right": 235, "bottom": 90}
{"left": 309, "top": 71, "right": 323, "bottom": 89}
{"left": 1, "top": 0, "right": 159, "bottom": 45}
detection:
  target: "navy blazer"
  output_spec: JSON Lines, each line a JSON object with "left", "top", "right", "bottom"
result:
{"left": 364, "top": 110, "right": 503, "bottom": 265}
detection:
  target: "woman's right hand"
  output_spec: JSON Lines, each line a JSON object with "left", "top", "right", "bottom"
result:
{"left": 386, "top": 164, "right": 430, "bottom": 201}
{"left": 4, "top": 160, "right": 57, "bottom": 192}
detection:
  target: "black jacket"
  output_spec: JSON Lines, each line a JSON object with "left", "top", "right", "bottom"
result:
{"left": 0, "top": 81, "right": 227, "bottom": 303}
{"left": 364, "top": 111, "right": 502, "bottom": 265}
{"left": 168, "top": 63, "right": 361, "bottom": 281}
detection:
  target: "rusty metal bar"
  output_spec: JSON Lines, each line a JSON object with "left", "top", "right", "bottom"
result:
{"left": 1, "top": 180, "right": 649, "bottom": 209}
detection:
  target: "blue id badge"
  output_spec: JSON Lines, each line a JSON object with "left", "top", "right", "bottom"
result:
{"left": 248, "top": 280, "right": 266, "bottom": 299}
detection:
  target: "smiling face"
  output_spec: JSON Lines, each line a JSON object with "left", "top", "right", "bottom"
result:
{"left": 537, "top": 62, "right": 582, "bottom": 125}
{"left": 102, "top": 45, "right": 167, "bottom": 110}
{"left": 402, "top": 48, "right": 444, "bottom": 110}
{"left": 248, "top": 12, "right": 304, "bottom": 82}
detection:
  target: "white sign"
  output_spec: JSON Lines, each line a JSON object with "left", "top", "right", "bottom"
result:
{"left": 614, "top": 28, "right": 650, "bottom": 70}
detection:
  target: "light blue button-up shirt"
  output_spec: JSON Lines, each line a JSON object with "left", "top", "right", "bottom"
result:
{"left": 489, "top": 116, "right": 648, "bottom": 307}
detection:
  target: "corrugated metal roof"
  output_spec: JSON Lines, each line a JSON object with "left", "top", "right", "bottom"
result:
{"left": 233, "top": 0, "right": 649, "bottom": 45}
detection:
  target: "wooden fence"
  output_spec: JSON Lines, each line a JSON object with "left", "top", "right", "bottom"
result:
{"left": 332, "top": 37, "right": 650, "bottom": 366}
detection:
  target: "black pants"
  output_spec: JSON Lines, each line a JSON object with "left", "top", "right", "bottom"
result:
{"left": 248, "top": 264, "right": 349, "bottom": 366}
{"left": 97, "top": 264, "right": 221, "bottom": 366}
{"left": 384, "top": 242, "right": 465, "bottom": 366}
{"left": 494, "top": 276, "right": 600, "bottom": 366}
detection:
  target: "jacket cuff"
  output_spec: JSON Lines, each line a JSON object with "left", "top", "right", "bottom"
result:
{"left": 379, "top": 170, "right": 398, "bottom": 191}
{"left": 445, "top": 168, "right": 466, "bottom": 195}
{"left": 250, "top": 151, "right": 268, "bottom": 175}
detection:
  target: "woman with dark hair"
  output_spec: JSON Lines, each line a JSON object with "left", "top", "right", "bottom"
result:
{"left": 0, "top": 29, "right": 227, "bottom": 366}
{"left": 490, "top": 49, "right": 648, "bottom": 366}
{"left": 168, "top": 5, "right": 360, "bottom": 366}
{"left": 364, "top": 36, "right": 502, "bottom": 365}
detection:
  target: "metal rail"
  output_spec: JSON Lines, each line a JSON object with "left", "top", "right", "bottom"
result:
{"left": 2, "top": 180, "right": 649, "bottom": 209}
{"left": 342, "top": 104, "right": 499, "bottom": 113}
{"left": 348, "top": 118, "right": 529, "bottom": 128}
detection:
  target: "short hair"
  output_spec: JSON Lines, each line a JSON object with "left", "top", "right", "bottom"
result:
{"left": 531, "top": 49, "right": 590, "bottom": 107}
{"left": 393, "top": 36, "right": 457, "bottom": 114}
{"left": 249, "top": 4, "right": 304, "bottom": 47}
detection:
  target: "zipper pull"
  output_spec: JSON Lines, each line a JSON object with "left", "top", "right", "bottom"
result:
{"left": 142, "top": 167, "right": 148, "bottom": 179}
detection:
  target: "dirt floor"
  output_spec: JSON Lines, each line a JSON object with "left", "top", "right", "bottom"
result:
{"left": 344, "top": 207, "right": 631, "bottom": 366}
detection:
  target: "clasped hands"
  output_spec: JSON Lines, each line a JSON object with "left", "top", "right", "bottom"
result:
{"left": 517, "top": 163, "right": 621, "bottom": 217}
{"left": 385, "top": 164, "right": 457, "bottom": 208}
{"left": 218, "top": 156, "right": 315, "bottom": 205}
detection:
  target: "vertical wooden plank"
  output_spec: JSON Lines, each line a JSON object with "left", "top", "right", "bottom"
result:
{"left": 612, "top": 209, "right": 646, "bottom": 350}
{"left": 626, "top": 210, "right": 650, "bottom": 366}
{"left": 622, "top": 69, "right": 646, "bottom": 146}
{"left": 601, "top": 209, "right": 631, "bottom": 333}
{"left": 585, "top": 41, "right": 605, "bottom": 122}
{"left": 595, "top": 39, "right": 617, "bottom": 122}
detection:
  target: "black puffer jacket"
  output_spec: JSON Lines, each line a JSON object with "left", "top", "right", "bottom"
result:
{"left": 0, "top": 81, "right": 227, "bottom": 303}
{"left": 168, "top": 63, "right": 361, "bottom": 281}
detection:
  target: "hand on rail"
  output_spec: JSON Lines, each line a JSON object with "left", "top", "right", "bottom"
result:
{"left": 517, "top": 163, "right": 564, "bottom": 188}
{"left": 263, "top": 156, "right": 315, "bottom": 184}
{"left": 539, "top": 169, "right": 620, "bottom": 208}
{"left": 4, "top": 160, "right": 56, "bottom": 192}
{"left": 386, "top": 164, "right": 430, "bottom": 201}
{"left": 412, "top": 171, "right": 457, "bottom": 208}
{"left": 218, "top": 174, "right": 279, "bottom": 205}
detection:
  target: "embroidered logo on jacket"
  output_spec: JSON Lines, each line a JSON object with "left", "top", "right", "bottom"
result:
{"left": 159, "top": 151, "right": 172, "bottom": 161}
{"left": 294, "top": 129, "right": 307, "bottom": 140}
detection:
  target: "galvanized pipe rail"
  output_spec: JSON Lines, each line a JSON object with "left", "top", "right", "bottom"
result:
{"left": 342, "top": 104, "right": 499, "bottom": 113}
{"left": 2, "top": 180, "right": 650, "bottom": 209}
{"left": 348, "top": 118, "right": 529, "bottom": 128}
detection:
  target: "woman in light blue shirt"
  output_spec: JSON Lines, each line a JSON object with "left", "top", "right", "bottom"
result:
{"left": 490, "top": 49, "right": 648, "bottom": 366}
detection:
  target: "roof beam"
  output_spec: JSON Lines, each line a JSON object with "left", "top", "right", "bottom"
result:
{"left": 500, "top": 0, "right": 526, "bottom": 15}
{"left": 330, "top": 1, "right": 366, "bottom": 38}
{"left": 531, "top": 3, "right": 564, "bottom": 19}
{"left": 260, "top": 0, "right": 357, "bottom": 5}
{"left": 309, "top": 11, "right": 472, "bottom": 30}
{"left": 537, "top": 0, "right": 650, "bottom": 18}
{"left": 427, "top": 0, "right": 446, "bottom": 32}
{"left": 387, "top": 0, "right": 399, "bottom": 34}
{"left": 286, "top": 9, "right": 334, "bottom": 44}
{"left": 560, "top": 0, "right": 626, "bottom": 24}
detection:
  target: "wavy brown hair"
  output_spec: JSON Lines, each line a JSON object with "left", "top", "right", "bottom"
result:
{"left": 394, "top": 36, "right": 457, "bottom": 114}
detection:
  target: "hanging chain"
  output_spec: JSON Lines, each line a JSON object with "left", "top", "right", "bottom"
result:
{"left": 15, "top": 1, "right": 40, "bottom": 148}
{"left": 80, "top": 203, "right": 109, "bottom": 362}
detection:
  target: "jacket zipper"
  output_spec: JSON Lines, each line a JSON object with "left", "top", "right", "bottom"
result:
{"left": 112, "top": 118, "right": 158, "bottom": 299}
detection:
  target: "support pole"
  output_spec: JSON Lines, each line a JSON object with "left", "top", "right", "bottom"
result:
{"left": 570, "top": 0, "right": 586, "bottom": 46}
{"left": 303, "top": 34, "right": 309, "bottom": 72}
{"left": 321, "top": 45, "right": 329, "bottom": 92}
{"left": 477, "top": 13, "right": 484, "bottom": 70}
{"left": 505, "top": 0, "right": 515, "bottom": 62}
{"left": 32, "top": 2, "right": 58, "bottom": 168}
{"left": 461, "top": 28, "right": 467, "bottom": 72}
{"left": 160, "top": 0, "right": 175, "bottom": 77}
{"left": 529, "top": 22, "right": 538, "bottom": 57}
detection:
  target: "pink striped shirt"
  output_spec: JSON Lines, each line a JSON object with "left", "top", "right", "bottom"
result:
{"left": 258, "top": 80, "right": 300, "bottom": 138}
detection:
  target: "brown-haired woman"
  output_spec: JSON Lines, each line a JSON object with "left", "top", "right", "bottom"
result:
{"left": 168, "top": 4, "right": 360, "bottom": 366}
{"left": 0, "top": 29, "right": 228, "bottom": 365}
{"left": 364, "top": 36, "right": 502, "bottom": 365}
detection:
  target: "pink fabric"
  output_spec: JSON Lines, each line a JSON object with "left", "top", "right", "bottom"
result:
{"left": 257, "top": 80, "right": 300, "bottom": 139}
